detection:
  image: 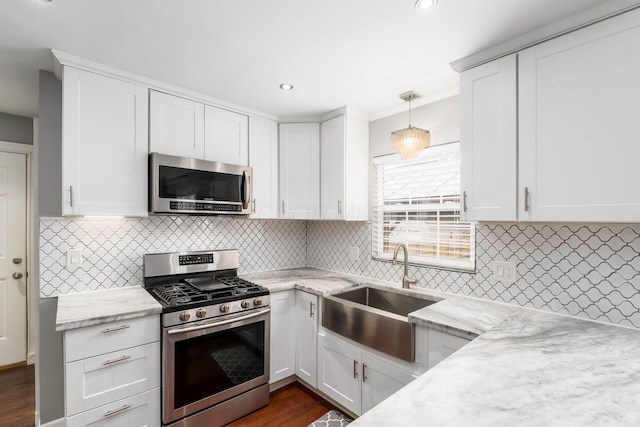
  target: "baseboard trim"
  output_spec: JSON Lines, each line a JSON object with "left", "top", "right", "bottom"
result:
{"left": 39, "top": 417, "right": 65, "bottom": 427}
{"left": 269, "top": 375, "right": 297, "bottom": 392}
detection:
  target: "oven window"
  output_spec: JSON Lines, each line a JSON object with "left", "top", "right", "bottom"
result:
{"left": 159, "top": 166, "right": 242, "bottom": 202}
{"left": 173, "top": 321, "right": 265, "bottom": 409}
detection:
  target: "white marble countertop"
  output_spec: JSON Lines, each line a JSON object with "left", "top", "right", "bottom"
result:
{"left": 351, "top": 309, "right": 640, "bottom": 426}
{"left": 241, "top": 267, "right": 515, "bottom": 338}
{"left": 56, "top": 286, "right": 162, "bottom": 331}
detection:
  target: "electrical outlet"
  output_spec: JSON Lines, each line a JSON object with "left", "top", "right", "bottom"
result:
{"left": 348, "top": 246, "right": 360, "bottom": 261}
{"left": 493, "top": 261, "right": 517, "bottom": 283}
{"left": 66, "top": 248, "right": 83, "bottom": 270}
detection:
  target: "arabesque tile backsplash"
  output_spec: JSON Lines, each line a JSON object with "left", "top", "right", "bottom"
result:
{"left": 40, "top": 217, "right": 640, "bottom": 329}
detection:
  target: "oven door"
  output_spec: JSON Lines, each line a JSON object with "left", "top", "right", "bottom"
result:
{"left": 163, "top": 308, "right": 270, "bottom": 424}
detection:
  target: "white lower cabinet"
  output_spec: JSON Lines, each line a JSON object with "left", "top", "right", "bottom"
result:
{"left": 65, "top": 388, "right": 160, "bottom": 427}
{"left": 318, "top": 333, "right": 415, "bottom": 416}
{"left": 270, "top": 290, "right": 296, "bottom": 383}
{"left": 295, "top": 291, "right": 319, "bottom": 387}
{"left": 64, "top": 315, "right": 161, "bottom": 426}
{"left": 427, "top": 329, "right": 471, "bottom": 370}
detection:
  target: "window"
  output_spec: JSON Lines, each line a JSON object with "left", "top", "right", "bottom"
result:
{"left": 372, "top": 142, "right": 475, "bottom": 271}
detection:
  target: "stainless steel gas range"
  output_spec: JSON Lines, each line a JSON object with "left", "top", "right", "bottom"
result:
{"left": 144, "top": 249, "right": 270, "bottom": 427}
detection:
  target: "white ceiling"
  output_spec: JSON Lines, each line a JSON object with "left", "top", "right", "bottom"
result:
{"left": 0, "top": 0, "right": 621, "bottom": 119}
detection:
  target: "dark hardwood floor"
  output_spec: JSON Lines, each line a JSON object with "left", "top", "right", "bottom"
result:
{"left": 0, "top": 367, "right": 337, "bottom": 427}
{"left": 227, "top": 382, "right": 340, "bottom": 427}
{"left": 0, "top": 363, "right": 35, "bottom": 427}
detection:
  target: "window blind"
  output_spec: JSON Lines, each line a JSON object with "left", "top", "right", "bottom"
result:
{"left": 372, "top": 142, "right": 475, "bottom": 271}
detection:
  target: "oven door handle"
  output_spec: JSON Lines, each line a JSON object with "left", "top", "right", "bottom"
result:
{"left": 167, "top": 308, "right": 270, "bottom": 335}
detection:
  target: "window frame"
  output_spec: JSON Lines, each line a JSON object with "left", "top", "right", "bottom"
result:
{"left": 371, "top": 142, "right": 476, "bottom": 272}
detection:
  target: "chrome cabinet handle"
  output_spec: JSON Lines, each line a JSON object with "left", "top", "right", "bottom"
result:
{"left": 337, "top": 199, "right": 342, "bottom": 214}
{"left": 524, "top": 187, "right": 529, "bottom": 212}
{"left": 309, "top": 301, "right": 314, "bottom": 318}
{"left": 69, "top": 186, "right": 74, "bottom": 207}
{"left": 103, "top": 355, "right": 131, "bottom": 366}
{"left": 281, "top": 200, "right": 285, "bottom": 216}
{"left": 353, "top": 360, "right": 358, "bottom": 379}
{"left": 362, "top": 363, "right": 367, "bottom": 383}
{"left": 252, "top": 198, "right": 256, "bottom": 214}
{"left": 463, "top": 191, "right": 468, "bottom": 212}
{"left": 104, "top": 404, "right": 132, "bottom": 418}
{"left": 102, "top": 324, "right": 130, "bottom": 334}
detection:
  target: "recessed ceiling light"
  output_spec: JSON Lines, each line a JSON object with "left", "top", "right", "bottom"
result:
{"left": 279, "top": 83, "right": 294, "bottom": 91}
{"left": 415, "top": 0, "right": 437, "bottom": 11}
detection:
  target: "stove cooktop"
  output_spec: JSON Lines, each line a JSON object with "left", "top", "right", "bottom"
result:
{"left": 147, "top": 276, "right": 269, "bottom": 312}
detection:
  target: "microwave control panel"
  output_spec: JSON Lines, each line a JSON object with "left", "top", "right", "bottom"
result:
{"left": 170, "top": 201, "right": 241, "bottom": 212}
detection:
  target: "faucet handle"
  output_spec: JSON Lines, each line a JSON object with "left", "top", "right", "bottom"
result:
{"left": 403, "top": 276, "right": 417, "bottom": 289}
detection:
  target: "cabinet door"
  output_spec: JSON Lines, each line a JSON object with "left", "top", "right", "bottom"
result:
{"left": 249, "top": 116, "right": 279, "bottom": 219}
{"left": 427, "top": 329, "right": 470, "bottom": 370}
{"left": 279, "top": 123, "right": 320, "bottom": 219}
{"left": 62, "top": 67, "right": 148, "bottom": 216}
{"left": 320, "top": 116, "right": 346, "bottom": 220}
{"left": 270, "top": 290, "right": 296, "bottom": 383}
{"left": 343, "top": 114, "right": 370, "bottom": 221}
{"left": 65, "top": 342, "right": 160, "bottom": 416}
{"left": 149, "top": 90, "right": 205, "bottom": 159}
{"left": 460, "top": 54, "right": 517, "bottom": 221}
{"left": 361, "top": 352, "right": 415, "bottom": 414}
{"left": 204, "top": 105, "right": 249, "bottom": 165}
{"left": 295, "top": 291, "right": 318, "bottom": 387}
{"left": 519, "top": 9, "right": 640, "bottom": 222}
{"left": 317, "top": 334, "right": 361, "bottom": 415}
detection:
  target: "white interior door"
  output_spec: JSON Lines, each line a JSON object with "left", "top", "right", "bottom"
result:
{"left": 0, "top": 151, "right": 27, "bottom": 367}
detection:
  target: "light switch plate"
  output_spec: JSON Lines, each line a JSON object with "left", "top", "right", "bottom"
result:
{"left": 348, "top": 246, "right": 360, "bottom": 261}
{"left": 493, "top": 261, "right": 517, "bottom": 283}
{"left": 66, "top": 248, "right": 83, "bottom": 270}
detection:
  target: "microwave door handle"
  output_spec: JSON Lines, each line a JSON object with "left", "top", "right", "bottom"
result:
{"left": 242, "top": 170, "right": 251, "bottom": 210}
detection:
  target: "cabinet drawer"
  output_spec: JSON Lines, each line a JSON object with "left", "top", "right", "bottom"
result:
{"left": 66, "top": 341, "right": 160, "bottom": 416}
{"left": 65, "top": 315, "right": 160, "bottom": 362}
{"left": 66, "top": 387, "right": 160, "bottom": 427}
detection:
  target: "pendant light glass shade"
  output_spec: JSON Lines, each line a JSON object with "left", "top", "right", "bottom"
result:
{"left": 390, "top": 91, "right": 430, "bottom": 159}
{"left": 390, "top": 126, "right": 430, "bottom": 159}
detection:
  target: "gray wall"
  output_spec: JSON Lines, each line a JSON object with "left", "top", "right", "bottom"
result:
{"left": 369, "top": 95, "right": 460, "bottom": 158}
{"left": 37, "top": 70, "right": 64, "bottom": 423}
{"left": 0, "top": 111, "right": 33, "bottom": 144}
{"left": 38, "top": 70, "right": 62, "bottom": 217}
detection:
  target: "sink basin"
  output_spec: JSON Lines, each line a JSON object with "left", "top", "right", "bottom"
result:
{"left": 322, "top": 287, "right": 438, "bottom": 361}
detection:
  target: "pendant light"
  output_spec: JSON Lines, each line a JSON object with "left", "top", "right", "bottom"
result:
{"left": 390, "top": 91, "right": 430, "bottom": 159}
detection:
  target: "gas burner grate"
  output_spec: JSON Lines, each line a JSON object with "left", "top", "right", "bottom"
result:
{"left": 151, "top": 283, "right": 208, "bottom": 307}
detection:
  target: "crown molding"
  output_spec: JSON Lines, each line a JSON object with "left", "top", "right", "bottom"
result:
{"left": 450, "top": 0, "right": 640, "bottom": 72}
{"left": 51, "top": 50, "right": 278, "bottom": 121}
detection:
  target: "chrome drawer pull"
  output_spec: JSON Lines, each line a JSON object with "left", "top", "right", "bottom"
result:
{"left": 102, "top": 324, "right": 130, "bottom": 334}
{"left": 104, "top": 404, "right": 132, "bottom": 418}
{"left": 103, "top": 355, "right": 131, "bottom": 366}
{"left": 353, "top": 360, "right": 358, "bottom": 379}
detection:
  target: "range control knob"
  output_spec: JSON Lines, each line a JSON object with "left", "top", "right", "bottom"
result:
{"left": 179, "top": 312, "right": 191, "bottom": 322}
{"left": 220, "top": 304, "right": 230, "bottom": 314}
{"left": 253, "top": 298, "right": 263, "bottom": 306}
{"left": 196, "top": 308, "right": 207, "bottom": 318}
{"left": 241, "top": 300, "right": 251, "bottom": 309}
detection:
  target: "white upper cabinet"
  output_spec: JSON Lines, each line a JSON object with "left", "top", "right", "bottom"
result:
{"left": 249, "top": 116, "right": 279, "bottom": 219}
{"left": 149, "top": 90, "right": 204, "bottom": 159}
{"left": 279, "top": 123, "right": 320, "bottom": 219}
{"left": 460, "top": 54, "right": 517, "bottom": 222}
{"left": 320, "top": 113, "right": 369, "bottom": 221}
{"left": 204, "top": 105, "right": 249, "bottom": 165}
{"left": 518, "top": 8, "right": 640, "bottom": 222}
{"left": 460, "top": 8, "right": 640, "bottom": 223}
{"left": 62, "top": 67, "right": 148, "bottom": 216}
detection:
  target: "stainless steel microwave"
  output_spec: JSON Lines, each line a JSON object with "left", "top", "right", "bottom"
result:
{"left": 149, "top": 153, "right": 252, "bottom": 215}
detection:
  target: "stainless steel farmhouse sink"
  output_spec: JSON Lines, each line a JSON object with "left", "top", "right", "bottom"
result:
{"left": 322, "top": 287, "right": 439, "bottom": 361}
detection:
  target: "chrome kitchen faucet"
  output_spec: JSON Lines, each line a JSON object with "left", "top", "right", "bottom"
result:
{"left": 392, "top": 244, "right": 417, "bottom": 289}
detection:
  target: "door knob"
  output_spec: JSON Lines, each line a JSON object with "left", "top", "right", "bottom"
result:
{"left": 12, "top": 257, "right": 22, "bottom": 265}
{"left": 12, "top": 272, "right": 23, "bottom": 279}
